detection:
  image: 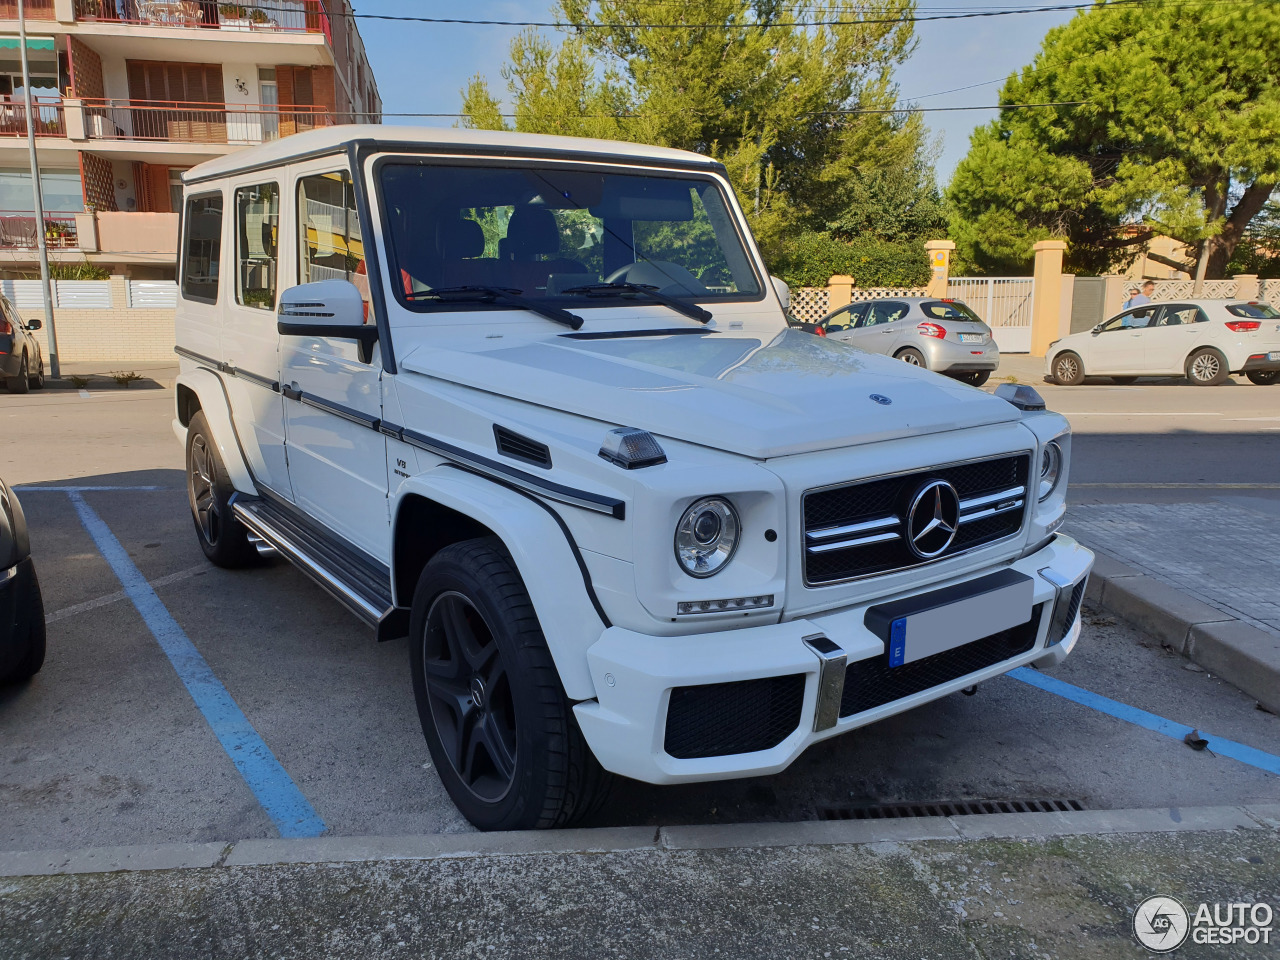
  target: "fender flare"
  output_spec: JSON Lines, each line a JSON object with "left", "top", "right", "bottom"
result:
{"left": 176, "top": 367, "right": 255, "bottom": 494}
{"left": 394, "top": 469, "right": 608, "bottom": 701}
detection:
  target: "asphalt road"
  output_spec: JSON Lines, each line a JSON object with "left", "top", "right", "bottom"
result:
{"left": 1, "top": 371, "right": 1278, "bottom": 853}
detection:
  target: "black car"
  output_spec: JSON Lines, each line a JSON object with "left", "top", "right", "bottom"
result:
{"left": 1, "top": 294, "right": 46, "bottom": 393}
{"left": 1, "top": 476, "right": 45, "bottom": 684}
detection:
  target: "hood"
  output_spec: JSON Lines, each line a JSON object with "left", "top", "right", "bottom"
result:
{"left": 399, "top": 328, "right": 1022, "bottom": 459}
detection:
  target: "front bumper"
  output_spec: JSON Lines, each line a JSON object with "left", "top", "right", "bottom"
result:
{"left": 924, "top": 337, "right": 1000, "bottom": 373}
{"left": 575, "top": 534, "right": 1093, "bottom": 784}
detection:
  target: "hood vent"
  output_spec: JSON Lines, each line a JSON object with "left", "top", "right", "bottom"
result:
{"left": 493, "top": 425, "right": 552, "bottom": 469}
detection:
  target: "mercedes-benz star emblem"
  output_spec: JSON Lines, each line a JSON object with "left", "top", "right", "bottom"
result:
{"left": 870, "top": 394, "right": 892, "bottom": 405}
{"left": 906, "top": 480, "right": 961, "bottom": 559}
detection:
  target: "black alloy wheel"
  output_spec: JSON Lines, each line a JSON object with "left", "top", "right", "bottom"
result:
{"left": 185, "top": 411, "right": 257, "bottom": 568}
{"left": 7, "top": 354, "right": 30, "bottom": 394}
{"left": 421, "top": 591, "right": 518, "bottom": 803}
{"left": 29, "top": 355, "right": 44, "bottom": 390}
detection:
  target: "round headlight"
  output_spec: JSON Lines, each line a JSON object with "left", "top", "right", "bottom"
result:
{"left": 674, "top": 497, "right": 740, "bottom": 578}
{"left": 1038, "top": 440, "right": 1063, "bottom": 501}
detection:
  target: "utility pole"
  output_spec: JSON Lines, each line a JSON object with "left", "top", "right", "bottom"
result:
{"left": 18, "top": 0, "right": 59, "bottom": 379}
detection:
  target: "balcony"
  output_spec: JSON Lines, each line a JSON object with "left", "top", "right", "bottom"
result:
{"left": 0, "top": 100, "right": 66, "bottom": 138}
{"left": 79, "top": 97, "right": 333, "bottom": 144}
{"left": 0, "top": 213, "right": 79, "bottom": 250}
{"left": 70, "top": 0, "right": 331, "bottom": 41}
{"left": 0, "top": 0, "right": 55, "bottom": 17}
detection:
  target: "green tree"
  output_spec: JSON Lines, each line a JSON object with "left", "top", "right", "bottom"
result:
{"left": 460, "top": 0, "right": 939, "bottom": 266}
{"left": 947, "top": 0, "right": 1280, "bottom": 278}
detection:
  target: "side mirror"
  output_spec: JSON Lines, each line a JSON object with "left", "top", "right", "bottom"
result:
{"left": 278, "top": 280, "right": 376, "bottom": 363}
{"left": 25, "top": 318, "right": 41, "bottom": 331}
{"left": 770, "top": 275, "right": 791, "bottom": 311}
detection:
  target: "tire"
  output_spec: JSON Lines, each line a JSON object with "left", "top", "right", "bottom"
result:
{"left": 29, "top": 354, "right": 44, "bottom": 390}
{"left": 1246, "top": 371, "right": 1279, "bottom": 385}
{"left": 956, "top": 370, "right": 991, "bottom": 387}
{"left": 2, "top": 566, "right": 46, "bottom": 684}
{"left": 1052, "top": 351, "right": 1085, "bottom": 386}
{"left": 1186, "top": 347, "right": 1229, "bottom": 386}
{"left": 7, "top": 353, "right": 30, "bottom": 394}
{"left": 185, "top": 411, "right": 257, "bottom": 568}
{"left": 1111, "top": 376, "right": 1138, "bottom": 385}
{"left": 896, "top": 347, "right": 927, "bottom": 368}
{"left": 409, "top": 537, "right": 611, "bottom": 831}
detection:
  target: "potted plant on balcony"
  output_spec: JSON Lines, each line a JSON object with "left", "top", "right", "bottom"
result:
{"left": 248, "top": 7, "right": 277, "bottom": 29}
{"left": 219, "top": 3, "right": 251, "bottom": 29}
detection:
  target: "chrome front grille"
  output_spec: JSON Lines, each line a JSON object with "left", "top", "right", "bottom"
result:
{"left": 803, "top": 454, "right": 1031, "bottom": 585}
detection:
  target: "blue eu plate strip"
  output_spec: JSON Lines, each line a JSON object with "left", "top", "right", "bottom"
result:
{"left": 1010, "top": 667, "right": 1280, "bottom": 777}
{"left": 888, "top": 617, "right": 907, "bottom": 667}
{"left": 69, "top": 491, "right": 326, "bottom": 838}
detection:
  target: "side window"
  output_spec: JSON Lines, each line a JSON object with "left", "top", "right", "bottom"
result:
{"left": 1101, "top": 307, "right": 1156, "bottom": 332}
{"left": 1156, "top": 305, "right": 1205, "bottom": 326}
{"left": 298, "top": 171, "right": 368, "bottom": 309}
{"left": 825, "top": 307, "right": 853, "bottom": 332}
{"left": 181, "top": 193, "right": 222, "bottom": 304}
{"left": 864, "top": 301, "right": 909, "bottom": 327}
{"left": 235, "top": 182, "right": 279, "bottom": 310}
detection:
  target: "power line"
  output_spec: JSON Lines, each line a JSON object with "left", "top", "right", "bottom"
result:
{"left": 298, "top": 0, "right": 1162, "bottom": 28}
{"left": 365, "top": 100, "right": 1084, "bottom": 119}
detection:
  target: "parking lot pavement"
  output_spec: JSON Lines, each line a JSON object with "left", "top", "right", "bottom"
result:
{"left": 2, "top": 385, "right": 1279, "bottom": 857}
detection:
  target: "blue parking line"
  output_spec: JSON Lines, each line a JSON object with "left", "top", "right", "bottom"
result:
{"left": 67, "top": 491, "right": 326, "bottom": 839}
{"left": 1009, "top": 667, "right": 1280, "bottom": 777}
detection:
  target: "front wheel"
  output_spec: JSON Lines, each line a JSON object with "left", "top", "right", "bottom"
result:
{"left": 186, "top": 411, "right": 258, "bottom": 568}
{"left": 28, "top": 355, "right": 44, "bottom": 390}
{"left": 1186, "top": 348, "right": 1229, "bottom": 386}
{"left": 1052, "top": 351, "right": 1085, "bottom": 386}
{"left": 1, "top": 566, "right": 45, "bottom": 684}
{"left": 1246, "top": 370, "right": 1279, "bottom": 385}
{"left": 897, "top": 347, "right": 927, "bottom": 368}
{"left": 410, "top": 537, "right": 611, "bottom": 831}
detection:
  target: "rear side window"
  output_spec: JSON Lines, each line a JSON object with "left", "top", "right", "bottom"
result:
{"left": 235, "top": 182, "right": 279, "bottom": 310}
{"left": 1227, "top": 303, "right": 1280, "bottom": 319}
{"left": 862, "top": 301, "right": 909, "bottom": 326}
{"left": 921, "top": 300, "right": 982, "bottom": 322}
{"left": 181, "top": 193, "right": 223, "bottom": 304}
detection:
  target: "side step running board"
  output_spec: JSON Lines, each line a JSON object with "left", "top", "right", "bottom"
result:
{"left": 231, "top": 495, "right": 409, "bottom": 641}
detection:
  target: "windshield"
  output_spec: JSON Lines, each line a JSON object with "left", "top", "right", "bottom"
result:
{"left": 1226, "top": 303, "right": 1280, "bottom": 319}
{"left": 379, "top": 162, "right": 762, "bottom": 310}
{"left": 921, "top": 300, "right": 984, "bottom": 323}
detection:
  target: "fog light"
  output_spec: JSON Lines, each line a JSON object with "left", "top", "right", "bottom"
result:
{"left": 677, "top": 595, "right": 773, "bottom": 615}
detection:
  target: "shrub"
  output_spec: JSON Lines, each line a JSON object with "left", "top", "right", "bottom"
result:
{"left": 769, "top": 231, "right": 931, "bottom": 290}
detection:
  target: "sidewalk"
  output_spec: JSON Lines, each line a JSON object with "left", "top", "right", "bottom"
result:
{"left": 2, "top": 805, "right": 1278, "bottom": 959}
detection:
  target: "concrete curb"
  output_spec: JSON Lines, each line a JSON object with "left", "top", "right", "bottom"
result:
{"left": 1, "top": 803, "right": 1276, "bottom": 879}
{"left": 1084, "top": 551, "right": 1280, "bottom": 714}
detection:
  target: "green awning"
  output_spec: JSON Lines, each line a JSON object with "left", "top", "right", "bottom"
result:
{"left": 0, "top": 37, "right": 56, "bottom": 51}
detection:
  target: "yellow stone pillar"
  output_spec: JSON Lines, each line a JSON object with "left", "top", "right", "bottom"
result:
{"left": 924, "top": 239, "right": 955, "bottom": 298}
{"left": 826, "top": 275, "right": 854, "bottom": 312}
{"left": 1030, "top": 240, "right": 1068, "bottom": 357}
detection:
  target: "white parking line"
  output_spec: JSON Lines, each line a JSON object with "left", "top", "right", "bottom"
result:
{"left": 46, "top": 563, "right": 210, "bottom": 624}
{"left": 78, "top": 389, "right": 91, "bottom": 399}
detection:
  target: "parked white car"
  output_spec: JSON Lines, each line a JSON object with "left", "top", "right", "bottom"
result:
{"left": 1046, "top": 300, "right": 1280, "bottom": 386}
{"left": 173, "top": 126, "right": 1093, "bottom": 831}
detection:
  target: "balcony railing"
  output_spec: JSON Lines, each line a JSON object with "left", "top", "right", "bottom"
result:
{"left": 71, "top": 0, "right": 331, "bottom": 38}
{"left": 0, "top": 99, "right": 66, "bottom": 138}
{"left": 81, "top": 97, "right": 333, "bottom": 144}
{"left": 0, "top": 213, "right": 79, "bottom": 250}
{"left": 0, "top": 0, "right": 56, "bottom": 18}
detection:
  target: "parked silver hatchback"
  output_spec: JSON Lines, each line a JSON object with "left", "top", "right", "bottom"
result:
{"left": 816, "top": 297, "right": 1001, "bottom": 385}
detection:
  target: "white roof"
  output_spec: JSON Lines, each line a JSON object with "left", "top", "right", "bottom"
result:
{"left": 184, "top": 125, "right": 720, "bottom": 183}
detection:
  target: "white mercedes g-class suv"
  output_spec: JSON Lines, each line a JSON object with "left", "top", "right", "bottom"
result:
{"left": 174, "top": 127, "right": 1093, "bottom": 831}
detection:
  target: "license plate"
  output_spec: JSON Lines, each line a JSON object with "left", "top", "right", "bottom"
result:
{"left": 865, "top": 570, "right": 1034, "bottom": 667}
{"left": 1270, "top": 352, "right": 1280, "bottom": 361}
{"left": 959, "top": 333, "right": 985, "bottom": 343}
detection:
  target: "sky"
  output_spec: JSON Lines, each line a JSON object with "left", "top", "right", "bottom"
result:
{"left": 354, "top": 1, "right": 1078, "bottom": 184}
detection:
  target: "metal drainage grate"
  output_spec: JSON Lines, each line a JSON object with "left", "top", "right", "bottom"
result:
{"left": 817, "top": 798, "right": 1085, "bottom": 821}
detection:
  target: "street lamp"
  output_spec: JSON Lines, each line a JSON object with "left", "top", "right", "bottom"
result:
{"left": 18, "top": 0, "right": 60, "bottom": 379}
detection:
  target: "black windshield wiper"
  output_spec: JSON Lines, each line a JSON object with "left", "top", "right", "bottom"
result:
{"left": 405, "top": 285, "right": 584, "bottom": 330}
{"left": 560, "top": 282, "right": 713, "bottom": 324}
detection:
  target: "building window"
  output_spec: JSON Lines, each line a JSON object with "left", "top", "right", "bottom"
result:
{"left": 235, "top": 182, "right": 279, "bottom": 310}
{"left": 258, "top": 67, "right": 279, "bottom": 141}
{"left": 168, "top": 168, "right": 186, "bottom": 214}
{"left": 0, "top": 168, "right": 84, "bottom": 213}
{"left": 298, "top": 171, "right": 367, "bottom": 307}
{"left": 182, "top": 193, "right": 222, "bottom": 304}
